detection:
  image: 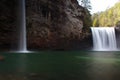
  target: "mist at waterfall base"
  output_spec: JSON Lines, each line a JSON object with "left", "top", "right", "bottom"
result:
{"left": 91, "top": 27, "right": 118, "bottom": 51}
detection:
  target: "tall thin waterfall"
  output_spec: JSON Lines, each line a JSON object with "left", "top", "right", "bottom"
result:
{"left": 91, "top": 27, "right": 117, "bottom": 51}
{"left": 18, "top": 0, "right": 27, "bottom": 51}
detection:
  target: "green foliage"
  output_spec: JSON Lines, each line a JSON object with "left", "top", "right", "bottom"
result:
{"left": 77, "top": 0, "right": 92, "bottom": 32}
{"left": 92, "top": 2, "right": 120, "bottom": 27}
{"left": 82, "top": 9, "right": 92, "bottom": 32}
{"left": 93, "top": 18, "right": 99, "bottom": 27}
{"left": 116, "top": 21, "right": 120, "bottom": 27}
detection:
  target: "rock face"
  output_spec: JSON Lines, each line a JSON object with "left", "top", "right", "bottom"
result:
{"left": 115, "top": 21, "right": 120, "bottom": 48}
{"left": 0, "top": 0, "right": 18, "bottom": 50}
{"left": 0, "top": 0, "right": 92, "bottom": 50}
{"left": 115, "top": 27, "right": 120, "bottom": 48}
{"left": 26, "top": 0, "right": 90, "bottom": 50}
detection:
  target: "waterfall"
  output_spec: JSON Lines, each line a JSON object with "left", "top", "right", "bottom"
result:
{"left": 91, "top": 27, "right": 117, "bottom": 51}
{"left": 18, "top": 0, "right": 27, "bottom": 52}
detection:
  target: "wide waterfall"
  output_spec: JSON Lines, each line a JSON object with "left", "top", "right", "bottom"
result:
{"left": 91, "top": 27, "right": 117, "bottom": 51}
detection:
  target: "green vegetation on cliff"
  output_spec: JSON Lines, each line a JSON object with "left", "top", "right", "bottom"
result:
{"left": 92, "top": 2, "right": 120, "bottom": 27}
{"left": 77, "top": 0, "right": 92, "bottom": 32}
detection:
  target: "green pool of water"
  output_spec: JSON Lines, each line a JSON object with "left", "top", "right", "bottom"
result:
{"left": 0, "top": 51, "right": 120, "bottom": 80}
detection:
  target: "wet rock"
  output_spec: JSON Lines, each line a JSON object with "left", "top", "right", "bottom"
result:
{"left": 115, "top": 27, "right": 120, "bottom": 48}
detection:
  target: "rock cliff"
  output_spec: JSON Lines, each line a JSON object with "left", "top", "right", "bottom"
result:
{"left": 0, "top": 0, "right": 92, "bottom": 50}
{"left": 26, "top": 0, "right": 91, "bottom": 50}
{"left": 0, "top": 0, "right": 17, "bottom": 50}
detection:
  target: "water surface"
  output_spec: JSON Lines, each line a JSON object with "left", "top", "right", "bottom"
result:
{"left": 0, "top": 51, "right": 120, "bottom": 80}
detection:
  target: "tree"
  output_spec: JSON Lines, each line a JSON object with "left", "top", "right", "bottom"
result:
{"left": 77, "top": 0, "right": 92, "bottom": 10}
{"left": 93, "top": 18, "right": 99, "bottom": 27}
{"left": 92, "top": 2, "right": 120, "bottom": 27}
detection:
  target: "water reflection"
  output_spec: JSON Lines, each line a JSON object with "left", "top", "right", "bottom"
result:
{"left": 16, "top": 54, "right": 27, "bottom": 73}
{"left": 88, "top": 51, "right": 117, "bottom": 80}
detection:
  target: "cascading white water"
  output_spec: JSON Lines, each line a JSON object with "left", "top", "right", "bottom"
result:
{"left": 91, "top": 27, "right": 117, "bottom": 51}
{"left": 19, "top": 0, "right": 27, "bottom": 52}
